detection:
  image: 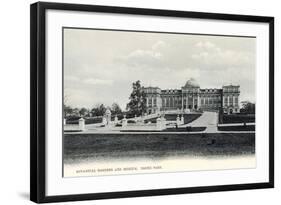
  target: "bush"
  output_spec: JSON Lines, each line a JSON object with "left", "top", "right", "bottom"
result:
{"left": 218, "top": 125, "right": 255, "bottom": 131}
{"left": 66, "top": 116, "right": 103, "bottom": 125}
{"left": 222, "top": 114, "right": 255, "bottom": 124}
{"left": 84, "top": 117, "right": 103, "bottom": 124}
{"left": 127, "top": 120, "right": 136, "bottom": 124}
{"left": 66, "top": 116, "right": 80, "bottom": 121}
{"left": 165, "top": 126, "right": 206, "bottom": 132}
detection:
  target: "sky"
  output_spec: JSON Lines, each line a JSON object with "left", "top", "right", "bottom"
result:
{"left": 64, "top": 28, "right": 256, "bottom": 110}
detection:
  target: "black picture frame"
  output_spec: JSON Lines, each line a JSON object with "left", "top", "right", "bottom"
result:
{"left": 30, "top": 2, "right": 274, "bottom": 203}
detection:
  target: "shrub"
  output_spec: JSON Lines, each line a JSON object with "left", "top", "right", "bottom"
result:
{"left": 66, "top": 116, "right": 103, "bottom": 125}
{"left": 127, "top": 120, "right": 136, "bottom": 124}
{"left": 218, "top": 125, "right": 255, "bottom": 131}
{"left": 222, "top": 114, "right": 255, "bottom": 124}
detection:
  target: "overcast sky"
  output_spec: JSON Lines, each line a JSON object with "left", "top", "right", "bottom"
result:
{"left": 64, "top": 28, "right": 256, "bottom": 110}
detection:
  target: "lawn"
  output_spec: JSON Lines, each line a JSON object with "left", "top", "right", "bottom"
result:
{"left": 64, "top": 132, "right": 255, "bottom": 164}
{"left": 165, "top": 126, "right": 206, "bottom": 132}
{"left": 218, "top": 125, "right": 255, "bottom": 131}
{"left": 222, "top": 114, "right": 255, "bottom": 124}
{"left": 66, "top": 116, "right": 103, "bottom": 125}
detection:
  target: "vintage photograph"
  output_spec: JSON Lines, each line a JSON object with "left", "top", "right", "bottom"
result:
{"left": 63, "top": 28, "right": 256, "bottom": 177}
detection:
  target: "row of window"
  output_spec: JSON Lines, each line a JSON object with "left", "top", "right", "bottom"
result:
{"left": 182, "top": 89, "right": 200, "bottom": 93}
{"left": 224, "top": 97, "right": 239, "bottom": 103}
{"left": 223, "top": 87, "right": 239, "bottom": 92}
{"left": 163, "top": 98, "right": 182, "bottom": 107}
{"left": 224, "top": 102, "right": 239, "bottom": 106}
{"left": 201, "top": 98, "right": 221, "bottom": 105}
{"left": 148, "top": 98, "right": 157, "bottom": 106}
{"left": 201, "top": 104, "right": 220, "bottom": 107}
{"left": 148, "top": 96, "right": 238, "bottom": 107}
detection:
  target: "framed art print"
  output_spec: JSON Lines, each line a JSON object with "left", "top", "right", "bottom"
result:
{"left": 30, "top": 2, "right": 274, "bottom": 203}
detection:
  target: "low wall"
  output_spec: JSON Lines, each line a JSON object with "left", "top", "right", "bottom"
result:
{"left": 122, "top": 123, "right": 158, "bottom": 131}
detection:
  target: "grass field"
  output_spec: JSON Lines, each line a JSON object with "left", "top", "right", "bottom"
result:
{"left": 218, "top": 125, "right": 255, "bottom": 131}
{"left": 166, "top": 127, "right": 206, "bottom": 132}
{"left": 64, "top": 133, "right": 255, "bottom": 164}
{"left": 222, "top": 114, "right": 255, "bottom": 124}
{"left": 120, "top": 127, "right": 207, "bottom": 132}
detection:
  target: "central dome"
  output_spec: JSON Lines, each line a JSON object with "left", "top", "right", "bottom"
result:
{"left": 184, "top": 78, "right": 199, "bottom": 87}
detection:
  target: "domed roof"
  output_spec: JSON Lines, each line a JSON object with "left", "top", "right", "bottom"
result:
{"left": 184, "top": 78, "right": 200, "bottom": 87}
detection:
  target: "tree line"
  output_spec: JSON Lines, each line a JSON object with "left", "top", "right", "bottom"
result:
{"left": 64, "top": 103, "right": 123, "bottom": 118}
{"left": 240, "top": 101, "right": 255, "bottom": 114}
{"left": 64, "top": 80, "right": 147, "bottom": 118}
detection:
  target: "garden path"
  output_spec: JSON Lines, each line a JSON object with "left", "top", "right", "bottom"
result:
{"left": 187, "top": 111, "right": 218, "bottom": 133}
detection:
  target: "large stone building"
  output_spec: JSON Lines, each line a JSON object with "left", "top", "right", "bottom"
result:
{"left": 143, "top": 79, "right": 240, "bottom": 114}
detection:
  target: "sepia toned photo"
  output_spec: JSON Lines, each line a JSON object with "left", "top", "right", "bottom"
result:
{"left": 63, "top": 28, "right": 256, "bottom": 177}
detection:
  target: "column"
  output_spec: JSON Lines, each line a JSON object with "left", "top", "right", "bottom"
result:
{"left": 238, "top": 94, "right": 240, "bottom": 110}
{"left": 227, "top": 95, "right": 230, "bottom": 106}
{"left": 192, "top": 96, "right": 195, "bottom": 109}
{"left": 169, "top": 97, "right": 171, "bottom": 108}
{"left": 203, "top": 97, "right": 205, "bottom": 107}
{"left": 181, "top": 95, "right": 183, "bottom": 110}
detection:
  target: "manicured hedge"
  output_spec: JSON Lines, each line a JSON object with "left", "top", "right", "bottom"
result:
{"left": 218, "top": 125, "right": 255, "bottom": 131}
{"left": 66, "top": 117, "right": 103, "bottom": 125}
{"left": 222, "top": 114, "right": 255, "bottom": 124}
{"left": 166, "top": 126, "right": 206, "bottom": 132}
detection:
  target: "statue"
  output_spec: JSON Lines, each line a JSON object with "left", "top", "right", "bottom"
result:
{"left": 104, "top": 108, "right": 111, "bottom": 125}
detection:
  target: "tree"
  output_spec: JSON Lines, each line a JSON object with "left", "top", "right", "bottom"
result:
{"left": 111, "top": 103, "right": 122, "bottom": 116}
{"left": 72, "top": 108, "right": 80, "bottom": 116}
{"left": 79, "top": 107, "right": 88, "bottom": 117}
{"left": 241, "top": 101, "right": 255, "bottom": 114}
{"left": 64, "top": 105, "right": 73, "bottom": 117}
{"left": 91, "top": 104, "right": 106, "bottom": 117}
{"left": 63, "top": 92, "right": 72, "bottom": 117}
{"left": 126, "top": 80, "right": 146, "bottom": 116}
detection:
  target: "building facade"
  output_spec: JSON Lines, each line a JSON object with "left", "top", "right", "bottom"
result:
{"left": 143, "top": 79, "right": 240, "bottom": 114}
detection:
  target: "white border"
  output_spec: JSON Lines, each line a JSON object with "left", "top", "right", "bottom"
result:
{"left": 46, "top": 9, "right": 269, "bottom": 196}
